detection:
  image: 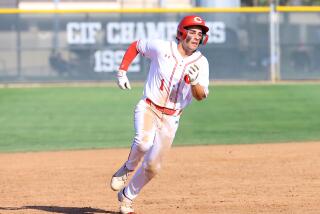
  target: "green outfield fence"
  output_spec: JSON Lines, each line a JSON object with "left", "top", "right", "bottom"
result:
{"left": 0, "top": 6, "right": 320, "bottom": 83}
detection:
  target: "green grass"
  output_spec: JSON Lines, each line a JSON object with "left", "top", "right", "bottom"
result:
{"left": 179, "top": 84, "right": 320, "bottom": 146}
{"left": 0, "top": 84, "right": 319, "bottom": 152}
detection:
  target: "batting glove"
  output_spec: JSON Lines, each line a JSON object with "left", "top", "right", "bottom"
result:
{"left": 186, "top": 64, "right": 200, "bottom": 85}
{"left": 117, "top": 70, "right": 131, "bottom": 90}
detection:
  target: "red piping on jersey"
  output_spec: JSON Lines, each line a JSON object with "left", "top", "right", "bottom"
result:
{"left": 119, "top": 41, "right": 139, "bottom": 71}
{"left": 173, "top": 73, "right": 186, "bottom": 109}
{"left": 162, "top": 42, "right": 178, "bottom": 108}
{"left": 173, "top": 54, "right": 203, "bottom": 109}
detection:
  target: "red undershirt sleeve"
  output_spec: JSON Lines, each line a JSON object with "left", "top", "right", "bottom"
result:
{"left": 119, "top": 41, "right": 139, "bottom": 71}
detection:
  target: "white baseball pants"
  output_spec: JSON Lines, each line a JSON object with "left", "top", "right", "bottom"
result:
{"left": 124, "top": 99, "right": 180, "bottom": 200}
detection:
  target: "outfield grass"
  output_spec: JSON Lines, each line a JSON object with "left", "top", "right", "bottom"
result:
{"left": 0, "top": 84, "right": 319, "bottom": 152}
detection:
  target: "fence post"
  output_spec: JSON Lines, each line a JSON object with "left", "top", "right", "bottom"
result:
{"left": 269, "top": 0, "right": 281, "bottom": 82}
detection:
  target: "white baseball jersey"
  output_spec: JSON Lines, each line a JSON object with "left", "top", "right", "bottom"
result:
{"left": 136, "top": 39, "right": 210, "bottom": 110}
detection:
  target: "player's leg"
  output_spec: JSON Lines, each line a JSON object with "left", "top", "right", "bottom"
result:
{"left": 126, "top": 100, "right": 157, "bottom": 170}
{"left": 110, "top": 99, "right": 156, "bottom": 191}
{"left": 123, "top": 114, "right": 180, "bottom": 200}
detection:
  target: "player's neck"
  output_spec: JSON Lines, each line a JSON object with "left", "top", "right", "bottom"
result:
{"left": 177, "top": 43, "right": 193, "bottom": 58}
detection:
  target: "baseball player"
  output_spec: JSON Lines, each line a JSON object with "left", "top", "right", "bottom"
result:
{"left": 110, "top": 15, "right": 210, "bottom": 214}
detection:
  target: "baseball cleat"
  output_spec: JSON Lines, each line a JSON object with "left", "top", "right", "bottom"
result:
{"left": 110, "top": 163, "right": 132, "bottom": 191}
{"left": 118, "top": 188, "right": 135, "bottom": 214}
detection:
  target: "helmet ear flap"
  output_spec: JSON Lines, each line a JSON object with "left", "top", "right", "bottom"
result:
{"left": 201, "top": 34, "right": 209, "bottom": 45}
{"left": 177, "top": 29, "right": 187, "bottom": 42}
{"left": 180, "top": 29, "right": 187, "bottom": 40}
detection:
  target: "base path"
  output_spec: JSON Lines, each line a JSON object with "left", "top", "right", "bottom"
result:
{"left": 0, "top": 142, "right": 319, "bottom": 214}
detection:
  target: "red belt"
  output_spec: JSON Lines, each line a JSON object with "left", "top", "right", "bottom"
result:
{"left": 145, "top": 98, "right": 181, "bottom": 116}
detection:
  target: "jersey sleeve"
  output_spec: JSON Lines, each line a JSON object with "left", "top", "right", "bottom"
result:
{"left": 136, "top": 39, "right": 162, "bottom": 59}
{"left": 119, "top": 41, "right": 139, "bottom": 71}
{"left": 197, "top": 57, "right": 210, "bottom": 97}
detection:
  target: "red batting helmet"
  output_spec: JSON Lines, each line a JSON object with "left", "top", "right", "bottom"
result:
{"left": 177, "top": 15, "right": 209, "bottom": 45}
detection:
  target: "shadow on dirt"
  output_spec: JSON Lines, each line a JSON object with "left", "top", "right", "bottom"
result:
{"left": 0, "top": 206, "right": 119, "bottom": 214}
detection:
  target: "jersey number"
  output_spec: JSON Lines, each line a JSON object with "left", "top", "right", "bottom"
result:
{"left": 160, "top": 79, "right": 165, "bottom": 91}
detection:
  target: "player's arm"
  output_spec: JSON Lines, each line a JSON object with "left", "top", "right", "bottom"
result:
{"left": 191, "top": 84, "right": 207, "bottom": 101}
{"left": 117, "top": 41, "right": 139, "bottom": 90}
{"left": 186, "top": 64, "right": 208, "bottom": 101}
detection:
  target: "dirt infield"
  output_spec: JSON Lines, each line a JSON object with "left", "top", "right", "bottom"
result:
{"left": 0, "top": 142, "right": 319, "bottom": 214}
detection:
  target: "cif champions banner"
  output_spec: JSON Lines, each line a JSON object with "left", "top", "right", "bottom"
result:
{"left": 66, "top": 21, "right": 226, "bottom": 73}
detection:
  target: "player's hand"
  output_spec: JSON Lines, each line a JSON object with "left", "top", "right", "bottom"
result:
{"left": 186, "top": 64, "right": 200, "bottom": 85}
{"left": 117, "top": 70, "right": 131, "bottom": 90}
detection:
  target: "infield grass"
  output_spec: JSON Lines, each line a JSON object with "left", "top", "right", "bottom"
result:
{"left": 0, "top": 83, "right": 319, "bottom": 152}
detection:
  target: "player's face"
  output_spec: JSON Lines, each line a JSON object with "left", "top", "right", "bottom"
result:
{"left": 182, "top": 26, "right": 203, "bottom": 52}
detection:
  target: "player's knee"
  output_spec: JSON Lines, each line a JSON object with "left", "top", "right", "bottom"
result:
{"left": 133, "top": 136, "right": 153, "bottom": 152}
{"left": 143, "top": 161, "right": 161, "bottom": 178}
